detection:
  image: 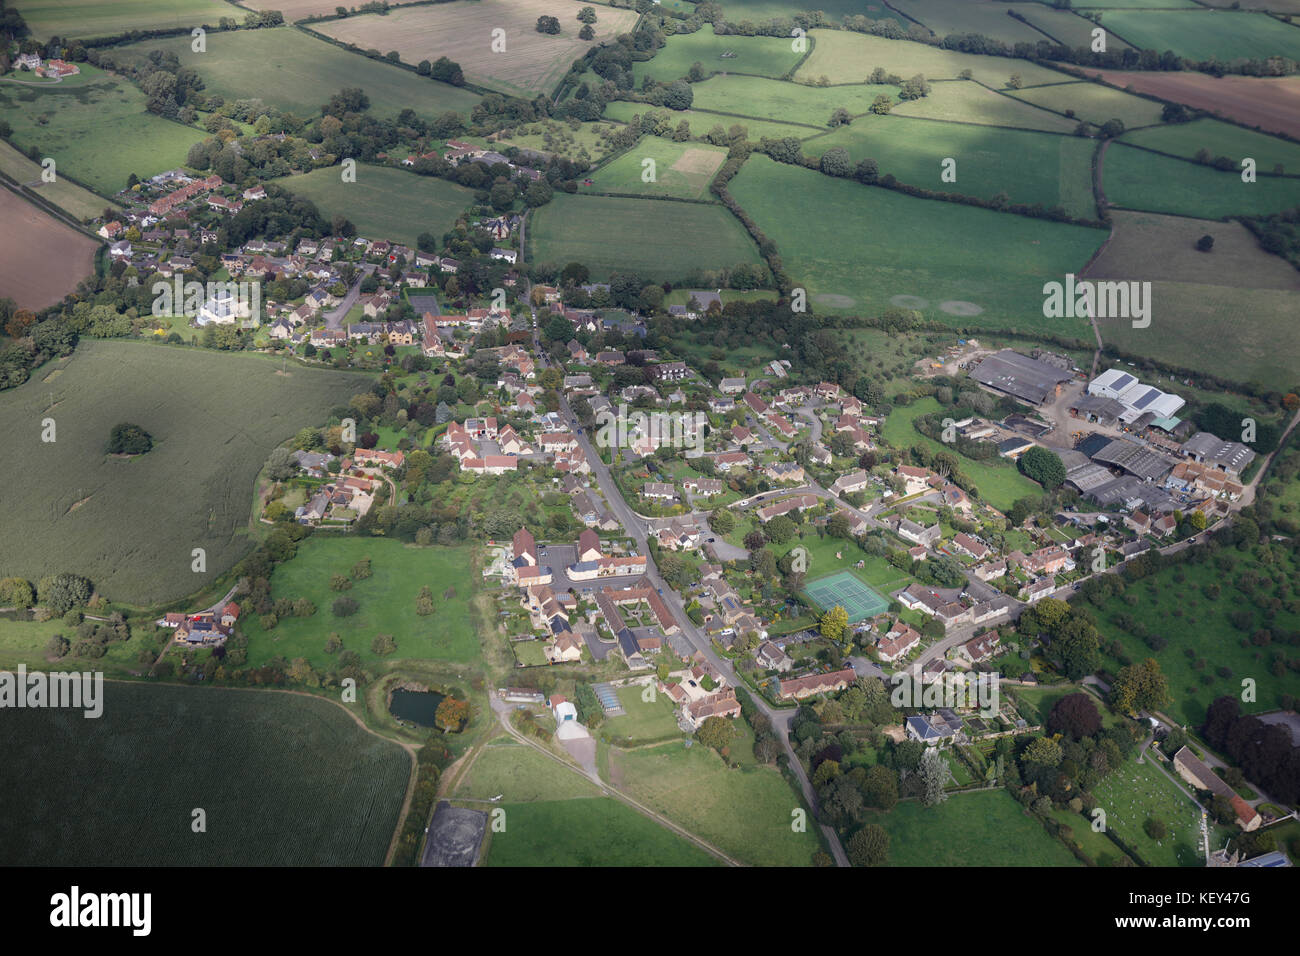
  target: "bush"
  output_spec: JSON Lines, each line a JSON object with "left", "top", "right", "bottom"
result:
{"left": 332, "top": 596, "right": 359, "bottom": 617}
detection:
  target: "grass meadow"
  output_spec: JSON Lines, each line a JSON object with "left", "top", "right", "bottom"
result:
{"left": 632, "top": 26, "right": 807, "bottom": 85}
{"left": 601, "top": 101, "right": 817, "bottom": 142}
{"left": 528, "top": 192, "right": 763, "bottom": 281}
{"left": 889, "top": 80, "right": 1078, "bottom": 132}
{"left": 888, "top": 0, "right": 1054, "bottom": 46}
{"left": 108, "top": 28, "right": 481, "bottom": 121}
{"left": 1100, "top": 9, "right": 1300, "bottom": 62}
{"left": 608, "top": 736, "right": 822, "bottom": 866}
{"left": 1103, "top": 144, "right": 1300, "bottom": 219}
{"left": 274, "top": 165, "right": 476, "bottom": 248}
{"left": 726, "top": 154, "right": 1107, "bottom": 333}
{"left": 0, "top": 140, "right": 118, "bottom": 220}
{"left": 1006, "top": 81, "right": 1166, "bottom": 129}
{"left": 803, "top": 115, "right": 1098, "bottom": 218}
{"left": 0, "top": 340, "right": 371, "bottom": 606}
{"left": 0, "top": 682, "right": 410, "bottom": 865}
{"left": 241, "top": 536, "right": 482, "bottom": 668}
{"left": 590, "top": 137, "right": 726, "bottom": 200}
{"left": 0, "top": 63, "right": 207, "bottom": 194}
{"left": 1118, "top": 118, "right": 1300, "bottom": 173}
{"left": 17, "top": 0, "right": 235, "bottom": 39}
{"left": 601, "top": 685, "right": 684, "bottom": 745}
{"left": 796, "top": 29, "right": 1072, "bottom": 89}
{"left": 866, "top": 788, "right": 1081, "bottom": 866}
{"left": 688, "top": 74, "right": 900, "bottom": 127}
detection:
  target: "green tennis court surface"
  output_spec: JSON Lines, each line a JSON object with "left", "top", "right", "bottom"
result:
{"left": 804, "top": 570, "right": 888, "bottom": 624}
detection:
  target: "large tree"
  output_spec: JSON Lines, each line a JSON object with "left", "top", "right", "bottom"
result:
{"left": 847, "top": 824, "right": 890, "bottom": 866}
{"left": 1018, "top": 445, "right": 1066, "bottom": 489}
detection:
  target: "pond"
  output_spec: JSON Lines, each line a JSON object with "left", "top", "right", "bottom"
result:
{"left": 388, "top": 688, "right": 445, "bottom": 728}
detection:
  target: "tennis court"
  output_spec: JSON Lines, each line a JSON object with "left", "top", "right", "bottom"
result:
{"left": 804, "top": 570, "right": 889, "bottom": 624}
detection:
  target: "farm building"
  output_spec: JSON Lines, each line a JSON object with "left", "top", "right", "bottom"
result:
{"left": 1087, "top": 368, "right": 1185, "bottom": 425}
{"left": 968, "top": 350, "right": 1074, "bottom": 405}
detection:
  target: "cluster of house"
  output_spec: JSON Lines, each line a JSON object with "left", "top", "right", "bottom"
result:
{"left": 289, "top": 448, "right": 395, "bottom": 524}
{"left": 897, "top": 582, "right": 1009, "bottom": 629}
{"left": 14, "top": 52, "right": 79, "bottom": 77}
{"left": 441, "top": 413, "right": 589, "bottom": 477}
{"left": 660, "top": 656, "right": 741, "bottom": 729}
{"left": 694, "top": 564, "right": 766, "bottom": 646}
{"left": 157, "top": 603, "right": 240, "bottom": 646}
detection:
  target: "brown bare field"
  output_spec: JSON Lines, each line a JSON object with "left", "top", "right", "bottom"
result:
{"left": 0, "top": 188, "right": 98, "bottom": 309}
{"left": 314, "top": 0, "right": 639, "bottom": 96}
{"left": 241, "top": 0, "right": 427, "bottom": 19}
{"left": 1068, "top": 67, "right": 1300, "bottom": 140}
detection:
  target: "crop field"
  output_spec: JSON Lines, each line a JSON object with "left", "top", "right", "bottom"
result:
{"left": 0, "top": 340, "right": 371, "bottom": 606}
{"left": 889, "top": 80, "right": 1078, "bottom": 133}
{"left": 275, "top": 165, "right": 475, "bottom": 248}
{"left": 632, "top": 27, "right": 807, "bottom": 85}
{"left": 727, "top": 154, "right": 1107, "bottom": 332}
{"left": 1006, "top": 81, "right": 1166, "bottom": 129}
{"left": 108, "top": 28, "right": 481, "bottom": 122}
{"left": 608, "top": 737, "right": 821, "bottom": 866}
{"left": 528, "top": 193, "right": 763, "bottom": 282}
{"left": 483, "top": 798, "right": 720, "bottom": 866}
{"left": 1118, "top": 118, "right": 1300, "bottom": 174}
{"left": 0, "top": 140, "right": 117, "bottom": 221}
{"left": 0, "top": 682, "right": 410, "bottom": 865}
{"left": 796, "top": 29, "right": 1072, "bottom": 89}
{"left": 1103, "top": 144, "right": 1300, "bottom": 219}
{"left": 314, "top": 0, "right": 639, "bottom": 97}
{"left": 1101, "top": 10, "right": 1300, "bottom": 62}
{"left": 882, "top": 397, "right": 1043, "bottom": 510}
{"left": 1071, "top": 69, "right": 1300, "bottom": 141}
{"left": 0, "top": 64, "right": 207, "bottom": 195}
{"left": 14, "top": 0, "right": 235, "bottom": 39}
{"left": 601, "top": 101, "right": 816, "bottom": 142}
{"left": 689, "top": 75, "right": 899, "bottom": 127}
{"left": 1091, "top": 756, "right": 1203, "bottom": 867}
{"left": 0, "top": 189, "right": 99, "bottom": 310}
{"left": 887, "top": 0, "right": 1056, "bottom": 46}
{"left": 1091, "top": 545, "right": 1300, "bottom": 727}
{"left": 590, "top": 137, "right": 726, "bottom": 200}
{"left": 242, "top": 537, "right": 481, "bottom": 668}
{"left": 803, "top": 116, "right": 1098, "bottom": 218}
{"left": 867, "top": 788, "right": 1081, "bottom": 866}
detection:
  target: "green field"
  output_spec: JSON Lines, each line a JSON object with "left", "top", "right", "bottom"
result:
{"left": 1091, "top": 755, "right": 1204, "bottom": 866}
{"left": 1100, "top": 9, "right": 1300, "bottom": 62}
{"left": 1103, "top": 144, "right": 1300, "bottom": 219}
{"left": 633, "top": 26, "right": 807, "bottom": 84}
{"left": 0, "top": 140, "right": 118, "bottom": 220}
{"left": 868, "top": 788, "right": 1082, "bottom": 866}
{"left": 601, "top": 101, "right": 816, "bottom": 142}
{"left": 1007, "top": 81, "right": 1166, "bottom": 129}
{"left": 242, "top": 536, "right": 482, "bottom": 668}
{"left": 797, "top": 29, "right": 1073, "bottom": 89}
{"left": 658, "top": 0, "right": 893, "bottom": 20}
{"left": 528, "top": 192, "right": 764, "bottom": 282}
{"left": 609, "top": 736, "right": 821, "bottom": 865}
{"left": 484, "top": 798, "right": 722, "bottom": 866}
{"left": 0, "top": 682, "right": 409, "bottom": 864}
{"left": 15, "top": 0, "right": 236, "bottom": 39}
{"left": 1118, "top": 118, "right": 1300, "bottom": 173}
{"left": 727, "top": 154, "right": 1107, "bottom": 333}
{"left": 106, "top": 27, "right": 481, "bottom": 122}
{"left": 0, "top": 340, "right": 371, "bottom": 606}
{"left": 1091, "top": 545, "right": 1300, "bottom": 727}
{"left": 457, "top": 740, "right": 600, "bottom": 802}
{"left": 494, "top": 120, "right": 624, "bottom": 162}
{"left": 1088, "top": 210, "right": 1300, "bottom": 392}
{"left": 1016, "top": 5, "right": 1135, "bottom": 50}
{"left": 601, "top": 685, "right": 684, "bottom": 744}
{"left": 0, "top": 64, "right": 207, "bottom": 194}
{"left": 1050, "top": 807, "right": 1135, "bottom": 866}
{"left": 590, "top": 137, "right": 727, "bottom": 201}
{"left": 1072, "top": 0, "right": 1199, "bottom": 7}
{"left": 803, "top": 115, "right": 1098, "bottom": 218}
{"left": 689, "top": 75, "right": 899, "bottom": 128}
{"left": 883, "top": 397, "right": 1044, "bottom": 510}
{"left": 275, "top": 165, "right": 476, "bottom": 247}
{"left": 888, "top": 0, "right": 1055, "bottom": 46}
{"left": 889, "top": 81, "right": 1079, "bottom": 133}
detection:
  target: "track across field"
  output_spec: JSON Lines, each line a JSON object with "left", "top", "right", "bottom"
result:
{"left": 804, "top": 570, "right": 888, "bottom": 624}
